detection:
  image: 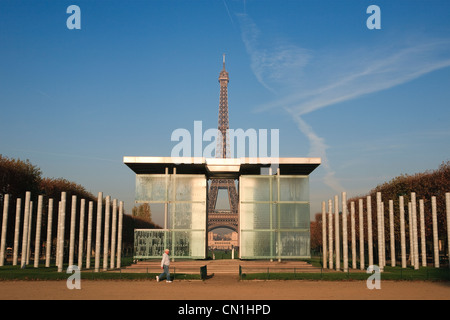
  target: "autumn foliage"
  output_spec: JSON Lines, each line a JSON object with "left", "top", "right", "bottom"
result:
{"left": 0, "top": 155, "right": 158, "bottom": 252}
{"left": 0, "top": 155, "right": 42, "bottom": 199}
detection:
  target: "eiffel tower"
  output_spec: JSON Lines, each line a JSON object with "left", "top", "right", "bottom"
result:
{"left": 207, "top": 55, "right": 239, "bottom": 232}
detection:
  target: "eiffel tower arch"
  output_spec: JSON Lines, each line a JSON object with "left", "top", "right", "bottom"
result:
{"left": 208, "top": 179, "right": 239, "bottom": 232}
{"left": 207, "top": 55, "right": 239, "bottom": 233}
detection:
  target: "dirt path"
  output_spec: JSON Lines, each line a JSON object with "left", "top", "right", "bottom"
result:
{"left": 0, "top": 276, "right": 449, "bottom": 300}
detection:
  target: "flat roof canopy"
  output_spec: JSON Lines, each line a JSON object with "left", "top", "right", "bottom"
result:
{"left": 123, "top": 157, "right": 321, "bottom": 178}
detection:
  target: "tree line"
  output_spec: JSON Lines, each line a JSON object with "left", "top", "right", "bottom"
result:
{"left": 0, "top": 155, "right": 161, "bottom": 254}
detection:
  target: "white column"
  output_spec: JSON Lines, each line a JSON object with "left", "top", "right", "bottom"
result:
{"left": 21, "top": 192, "right": 31, "bottom": 268}
{"left": 342, "top": 192, "right": 348, "bottom": 272}
{"left": 110, "top": 199, "right": 117, "bottom": 269}
{"left": 408, "top": 202, "right": 414, "bottom": 267}
{"left": 58, "top": 192, "right": 66, "bottom": 272}
{"left": 26, "top": 201, "right": 33, "bottom": 265}
{"left": 164, "top": 167, "right": 169, "bottom": 229}
{"left": 322, "top": 201, "right": 327, "bottom": 269}
{"left": 277, "top": 168, "right": 281, "bottom": 263}
{"left": 334, "top": 195, "right": 340, "bottom": 271}
{"left": 381, "top": 202, "right": 385, "bottom": 268}
{"left": 328, "top": 199, "right": 333, "bottom": 270}
{"left": 350, "top": 201, "right": 356, "bottom": 269}
{"left": 33, "top": 195, "right": 43, "bottom": 268}
{"left": 0, "top": 194, "right": 10, "bottom": 266}
{"left": 446, "top": 193, "right": 450, "bottom": 269}
{"left": 367, "top": 196, "right": 373, "bottom": 267}
{"left": 78, "top": 199, "right": 86, "bottom": 270}
{"left": 399, "top": 196, "right": 406, "bottom": 268}
{"left": 431, "top": 196, "right": 439, "bottom": 268}
{"left": 172, "top": 167, "right": 177, "bottom": 262}
{"left": 86, "top": 201, "right": 93, "bottom": 269}
{"left": 55, "top": 201, "right": 61, "bottom": 267}
{"left": 116, "top": 201, "right": 124, "bottom": 269}
{"left": 103, "top": 196, "right": 111, "bottom": 271}
{"left": 69, "top": 195, "right": 77, "bottom": 267}
{"left": 389, "top": 200, "right": 395, "bottom": 267}
{"left": 376, "top": 192, "right": 383, "bottom": 271}
{"left": 45, "top": 199, "right": 53, "bottom": 267}
{"left": 358, "top": 199, "right": 365, "bottom": 270}
{"left": 419, "top": 199, "right": 426, "bottom": 267}
{"left": 411, "top": 193, "right": 419, "bottom": 269}
{"left": 13, "top": 198, "right": 21, "bottom": 266}
{"left": 95, "top": 192, "right": 103, "bottom": 272}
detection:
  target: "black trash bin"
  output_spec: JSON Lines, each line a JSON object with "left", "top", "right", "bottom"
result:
{"left": 200, "top": 265, "right": 207, "bottom": 280}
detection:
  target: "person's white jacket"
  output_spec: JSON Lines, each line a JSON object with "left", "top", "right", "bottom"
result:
{"left": 161, "top": 252, "right": 170, "bottom": 268}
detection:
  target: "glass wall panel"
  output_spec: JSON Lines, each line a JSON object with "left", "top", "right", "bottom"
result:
{"left": 240, "top": 177, "right": 271, "bottom": 202}
{"left": 136, "top": 175, "right": 167, "bottom": 202}
{"left": 240, "top": 231, "right": 275, "bottom": 258}
{"left": 171, "top": 231, "right": 190, "bottom": 257}
{"left": 278, "top": 203, "right": 310, "bottom": 229}
{"left": 133, "top": 174, "right": 206, "bottom": 259}
{"left": 170, "top": 175, "right": 207, "bottom": 201}
{"left": 278, "top": 177, "right": 309, "bottom": 202}
{"left": 279, "top": 231, "right": 310, "bottom": 257}
{"left": 240, "top": 203, "right": 273, "bottom": 230}
{"left": 170, "top": 203, "right": 193, "bottom": 229}
{"left": 134, "top": 230, "right": 206, "bottom": 259}
{"left": 134, "top": 230, "right": 167, "bottom": 259}
{"left": 183, "top": 230, "right": 205, "bottom": 258}
{"left": 240, "top": 175, "right": 310, "bottom": 259}
{"left": 170, "top": 202, "right": 206, "bottom": 230}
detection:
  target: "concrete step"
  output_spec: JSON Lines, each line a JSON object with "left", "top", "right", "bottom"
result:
{"left": 123, "top": 259, "right": 319, "bottom": 274}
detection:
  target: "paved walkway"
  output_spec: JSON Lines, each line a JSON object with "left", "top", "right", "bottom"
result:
{"left": 1, "top": 279, "right": 448, "bottom": 300}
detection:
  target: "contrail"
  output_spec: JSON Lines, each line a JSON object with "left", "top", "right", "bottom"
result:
{"left": 289, "top": 111, "right": 344, "bottom": 192}
{"left": 222, "top": 0, "right": 235, "bottom": 27}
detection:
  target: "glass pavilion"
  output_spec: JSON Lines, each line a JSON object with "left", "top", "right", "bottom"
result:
{"left": 124, "top": 157, "right": 320, "bottom": 260}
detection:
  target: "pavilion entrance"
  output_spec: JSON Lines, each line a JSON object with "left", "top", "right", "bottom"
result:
{"left": 207, "top": 178, "right": 239, "bottom": 258}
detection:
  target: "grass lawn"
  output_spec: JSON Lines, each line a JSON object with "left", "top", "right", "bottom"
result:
{"left": 240, "top": 265, "right": 450, "bottom": 281}
{"left": 0, "top": 256, "right": 201, "bottom": 281}
{"left": 0, "top": 265, "right": 202, "bottom": 281}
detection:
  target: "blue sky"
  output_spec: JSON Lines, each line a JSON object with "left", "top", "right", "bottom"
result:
{"left": 1, "top": 0, "right": 450, "bottom": 223}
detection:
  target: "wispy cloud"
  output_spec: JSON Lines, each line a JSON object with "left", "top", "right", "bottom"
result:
{"left": 237, "top": 13, "right": 450, "bottom": 193}
{"left": 237, "top": 13, "right": 311, "bottom": 93}
{"left": 260, "top": 40, "right": 450, "bottom": 116}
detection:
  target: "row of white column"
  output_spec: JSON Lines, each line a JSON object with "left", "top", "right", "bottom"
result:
{"left": 0, "top": 191, "right": 124, "bottom": 272}
{"left": 321, "top": 192, "right": 450, "bottom": 271}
